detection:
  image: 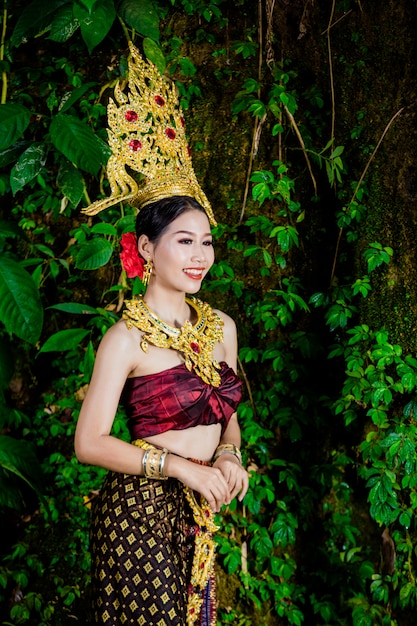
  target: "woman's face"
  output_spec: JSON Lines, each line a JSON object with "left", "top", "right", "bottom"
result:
{"left": 141, "top": 209, "right": 215, "bottom": 294}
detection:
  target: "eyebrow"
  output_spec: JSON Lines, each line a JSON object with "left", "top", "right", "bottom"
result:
{"left": 173, "top": 230, "right": 212, "bottom": 237}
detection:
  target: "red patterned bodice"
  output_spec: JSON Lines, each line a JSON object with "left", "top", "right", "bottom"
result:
{"left": 121, "top": 361, "right": 242, "bottom": 439}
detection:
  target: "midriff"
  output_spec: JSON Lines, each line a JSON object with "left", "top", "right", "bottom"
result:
{"left": 141, "top": 422, "right": 222, "bottom": 462}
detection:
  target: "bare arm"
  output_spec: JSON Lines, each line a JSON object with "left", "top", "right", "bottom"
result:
{"left": 74, "top": 321, "right": 145, "bottom": 473}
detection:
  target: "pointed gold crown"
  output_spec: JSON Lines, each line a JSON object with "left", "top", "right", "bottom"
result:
{"left": 83, "top": 42, "right": 216, "bottom": 226}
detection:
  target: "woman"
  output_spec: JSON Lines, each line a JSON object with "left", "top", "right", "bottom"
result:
{"left": 74, "top": 195, "right": 249, "bottom": 625}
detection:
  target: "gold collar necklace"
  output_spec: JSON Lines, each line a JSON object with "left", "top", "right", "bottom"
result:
{"left": 123, "top": 296, "right": 224, "bottom": 386}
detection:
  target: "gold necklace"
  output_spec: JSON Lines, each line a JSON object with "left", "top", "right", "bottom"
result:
{"left": 123, "top": 296, "right": 223, "bottom": 386}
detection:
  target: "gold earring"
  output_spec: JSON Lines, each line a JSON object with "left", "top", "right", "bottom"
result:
{"left": 142, "top": 258, "right": 152, "bottom": 287}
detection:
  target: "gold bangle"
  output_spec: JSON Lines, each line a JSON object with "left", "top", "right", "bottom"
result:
{"left": 141, "top": 446, "right": 169, "bottom": 480}
{"left": 159, "top": 448, "right": 168, "bottom": 479}
{"left": 134, "top": 439, "right": 169, "bottom": 480}
{"left": 142, "top": 448, "right": 151, "bottom": 475}
{"left": 214, "top": 443, "right": 242, "bottom": 464}
{"left": 146, "top": 448, "right": 162, "bottom": 478}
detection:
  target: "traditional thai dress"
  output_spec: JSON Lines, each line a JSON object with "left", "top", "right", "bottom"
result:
{"left": 91, "top": 361, "right": 242, "bottom": 625}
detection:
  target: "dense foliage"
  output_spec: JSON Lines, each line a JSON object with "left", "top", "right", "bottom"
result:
{"left": 1, "top": 0, "right": 417, "bottom": 624}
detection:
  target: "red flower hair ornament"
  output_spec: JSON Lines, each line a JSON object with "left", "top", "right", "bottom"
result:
{"left": 120, "top": 232, "right": 145, "bottom": 279}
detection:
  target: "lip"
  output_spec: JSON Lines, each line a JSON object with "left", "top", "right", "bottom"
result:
{"left": 183, "top": 268, "right": 204, "bottom": 280}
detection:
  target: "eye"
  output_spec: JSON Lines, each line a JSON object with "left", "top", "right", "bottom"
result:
{"left": 179, "top": 238, "right": 193, "bottom": 244}
{"left": 203, "top": 240, "right": 213, "bottom": 246}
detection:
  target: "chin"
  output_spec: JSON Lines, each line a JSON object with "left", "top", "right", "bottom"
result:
{"left": 186, "top": 284, "right": 202, "bottom": 295}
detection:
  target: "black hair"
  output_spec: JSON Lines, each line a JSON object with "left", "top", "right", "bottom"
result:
{"left": 135, "top": 196, "right": 207, "bottom": 243}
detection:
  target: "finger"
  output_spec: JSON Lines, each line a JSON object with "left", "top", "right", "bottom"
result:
{"left": 226, "top": 468, "right": 249, "bottom": 502}
{"left": 229, "top": 478, "right": 244, "bottom": 502}
{"left": 206, "top": 470, "right": 231, "bottom": 510}
{"left": 238, "top": 472, "right": 249, "bottom": 501}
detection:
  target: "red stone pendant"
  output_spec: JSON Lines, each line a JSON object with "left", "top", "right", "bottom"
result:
{"left": 129, "top": 139, "right": 142, "bottom": 151}
{"left": 125, "top": 110, "right": 138, "bottom": 122}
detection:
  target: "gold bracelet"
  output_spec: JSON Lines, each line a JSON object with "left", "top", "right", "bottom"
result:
{"left": 142, "top": 446, "right": 169, "bottom": 480}
{"left": 159, "top": 448, "right": 168, "bottom": 479}
{"left": 214, "top": 443, "right": 242, "bottom": 465}
{"left": 142, "top": 448, "right": 151, "bottom": 475}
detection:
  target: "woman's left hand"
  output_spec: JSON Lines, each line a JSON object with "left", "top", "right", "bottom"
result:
{"left": 212, "top": 454, "right": 249, "bottom": 503}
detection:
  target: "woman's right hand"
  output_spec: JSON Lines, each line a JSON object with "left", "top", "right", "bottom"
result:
{"left": 166, "top": 455, "right": 231, "bottom": 512}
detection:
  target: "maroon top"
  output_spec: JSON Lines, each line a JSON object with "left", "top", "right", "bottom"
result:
{"left": 121, "top": 361, "right": 243, "bottom": 439}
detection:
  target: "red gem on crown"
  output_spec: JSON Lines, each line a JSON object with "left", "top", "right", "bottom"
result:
{"left": 155, "top": 95, "right": 165, "bottom": 106}
{"left": 190, "top": 342, "right": 200, "bottom": 354}
{"left": 125, "top": 110, "right": 138, "bottom": 122}
{"left": 165, "top": 128, "right": 176, "bottom": 140}
{"left": 129, "top": 139, "right": 142, "bottom": 151}
{"left": 180, "top": 116, "right": 185, "bottom": 127}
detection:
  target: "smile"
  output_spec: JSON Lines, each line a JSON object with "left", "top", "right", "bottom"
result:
{"left": 183, "top": 269, "right": 204, "bottom": 279}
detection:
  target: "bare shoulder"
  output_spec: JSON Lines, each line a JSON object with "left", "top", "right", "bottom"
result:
{"left": 95, "top": 317, "right": 139, "bottom": 371}
{"left": 99, "top": 317, "right": 137, "bottom": 349}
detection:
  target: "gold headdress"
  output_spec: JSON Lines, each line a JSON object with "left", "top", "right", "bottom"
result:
{"left": 83, "top": 42, "right": 216, "bottom": 226}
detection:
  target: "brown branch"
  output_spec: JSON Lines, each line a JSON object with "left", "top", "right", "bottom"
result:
{"left": 320, "top": 9, "right": 352, "bottom": 36}
{"left": 1, "top": 3, "right": 8, "bottom": 104}
{"left": 327, "top": 0, "right": 336, "bottom": 142}
{"left": 284, "top": 105, "right": 317, "bottom": 195}
{"left": 237, "top": 355, "right": 257, "bottom": 420}
{"left": 329, "top": 107, "right": 404, "bottom": 286}
{"left": 238, "top": 0, "right": 264, "bottom": 224}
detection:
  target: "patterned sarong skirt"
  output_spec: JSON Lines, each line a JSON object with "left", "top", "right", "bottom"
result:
{"left": 91, "top": 470, "right": 217, "bottom": 625}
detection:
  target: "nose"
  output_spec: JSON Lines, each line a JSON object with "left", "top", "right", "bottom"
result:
{"left": 191, "top": 244, "right": 207, "bottom": 264}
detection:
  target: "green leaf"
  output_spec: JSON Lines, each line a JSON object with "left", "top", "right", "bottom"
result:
{"left": 117, "top": 214, "right": 136, "bottom": 235}
{"left": 81, "top": 340, "right": 96, "bottom": 379}
{"left": 0, "top": 436, "right": 48, "bottom": 513}
{"left": 91, "top": 223, "right": 118, "bottom": 236}
{"left": 75, "top": 238, "right": 114, "bottom": 270}
{"left": 262, "top": 248, "right": 272, "bottom": 267}
{"left": 223, "top": 546, "right": 242, "bottom": 574}
{"left": 247, "top": 100, "right": 267, "bottom": 118}
{"left": 39, "top": 328, "right": 90, "bottom": 353}
{"left": 0, "top": 104, "right": 31, "bottom": 150}
{"left": 252, "top": 182, "right": 271, "bottom": 205}
{"left": 48, "top": 302, "right": 99, "bottom": 315}
{"left": 0, "top": 435, "right": 44, "bottom": 489}
{"left": 330, "top": 145, "right": 344, "bottom": 159}
{"left": 119, "top": 0, "right": 160, "bottom": 41}
{"left": 0, "top": 256, "right": 43, "bottom": 344}
{"left": 10, "top": 0, "right": 68, "bottom": 47}
{"left": 79, "top": 0, "right": 96, "bottom": 10}
{"left": 0, "top": 220, "right": 24, "bottom": 239}
{"left": 49, "top": 4, "right": 79, "bottom": 42}
{"left": 143, "top": 38, "right": 166, "bottom": 73}
{"left": 251, "top": 529, "right": 273, "bottom": 559}
{"left": 241, "top": 78, "right": 261, "bottom": 93}
{"left": 50, "top": 114, "right": 111, "bottom": 175}
{"left": 0, "top": 471, "right": 26, "bottom": 511}
{"left": 59, "top": 82, "right": 97, "bottom": 114}
{"left": 73, "top": 0, "right": 116, "bottom": 53}
{"left": 0, "top": 140, "right": 31, "bottom": 168}
{"left": 10, "top": 143, "right": 48, "bottom": 195}
{"left": 56, "top": 160, "right": 85, "bottom": 207}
